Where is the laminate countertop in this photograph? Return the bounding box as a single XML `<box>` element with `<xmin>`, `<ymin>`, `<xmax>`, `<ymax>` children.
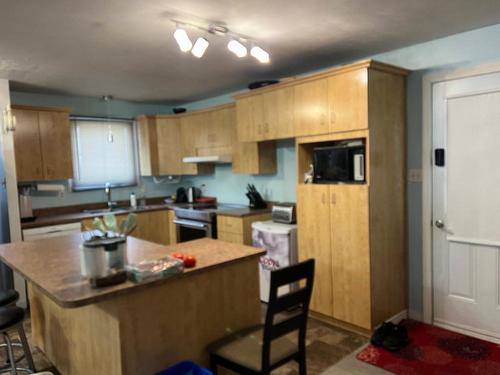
<box><xmin>0</xmin><ymin>235</ymin><xmax>264</xmax><ymax>308</ymax></box>
<box><xmin>21</xmin><ymin>203</ymin><xmax>273</xmax><ymax>229</ymax></box>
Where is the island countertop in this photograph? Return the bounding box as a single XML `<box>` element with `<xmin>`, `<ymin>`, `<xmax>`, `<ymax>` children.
<box><xmin>0</xmin><ymin>235</ymin><xmax>264</xmax><ymax>308</ymax></box>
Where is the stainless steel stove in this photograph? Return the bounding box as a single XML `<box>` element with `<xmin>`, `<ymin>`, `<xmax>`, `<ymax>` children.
<box><xmin>173</xmin><ymin>203</ymin><xmax>242</xmax><ymax>243</ymax></box>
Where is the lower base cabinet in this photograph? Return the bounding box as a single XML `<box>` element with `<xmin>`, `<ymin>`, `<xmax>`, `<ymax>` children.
<box><xmin>297</xmin><ymin>183</ymin><xmax>405</xmax><ymax>332</ymax></box>
<box><xmin>217</xmin><ymin>213</ymin><xmax>272</xmax><ymax>246</ymax></box>
<box><xmin>81</xmin><ymin>210</ymin><xmax>170</xmax><ymax>245</ymax></box>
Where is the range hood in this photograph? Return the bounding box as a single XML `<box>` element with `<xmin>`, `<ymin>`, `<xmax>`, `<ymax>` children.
<box><xmin>182</xmin><ymin>155</ymin><xmax>232</xmax><ymax>164</ymax></box>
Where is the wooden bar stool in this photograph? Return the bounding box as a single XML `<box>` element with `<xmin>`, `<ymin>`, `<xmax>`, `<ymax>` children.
<box><xmin>0</xmin><ymin>306</ymin><xmax>35</xmax><ymax>374</ymax></box>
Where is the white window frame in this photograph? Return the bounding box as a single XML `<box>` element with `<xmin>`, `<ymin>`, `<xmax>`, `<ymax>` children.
<box><xmin>70</xmin><ymin>116</ymin><xmax>140</xmax><ymax>191</ymax></box>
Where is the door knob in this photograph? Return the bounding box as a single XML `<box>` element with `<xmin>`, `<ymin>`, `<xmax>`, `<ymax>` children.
<box><xmin>435</xmin><ymin>220</ymin><xmax>445</xmax><ymax>229</ymax></box>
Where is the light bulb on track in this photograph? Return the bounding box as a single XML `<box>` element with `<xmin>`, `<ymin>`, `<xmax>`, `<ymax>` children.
<box><xmin>173</xmin><ymin>28</ymin><xmax>193</xmax><ymax>52</ymax></box>
<box><xmin>191</xmin><ymin>37</ymin><xmax>209</xmax><ymax>58</ymax></box>
<box><xmin>250</xmin><ymin>46</ymin><xmax>270</xmax><ymax>63</ymax></box>
<box><xmin>227</xmin><ymin>40</ymin><xmax>247</xmax><ymax>58</ymax></box>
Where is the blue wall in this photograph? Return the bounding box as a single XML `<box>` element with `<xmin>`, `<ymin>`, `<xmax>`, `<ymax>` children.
<box><xmin>11</xmin><ymin>22</ymin><xmax>500</xmax><ymax>318</ymax></box>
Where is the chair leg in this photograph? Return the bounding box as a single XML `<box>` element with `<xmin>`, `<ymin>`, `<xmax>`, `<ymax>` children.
<box><xmin>17</xmin><ymin>325</ymin><xmax>35</xmax><ymax>372</ymax></box>
<box><xmin>298</xmin><ymin>351</ymin><xmax>307</xmax><ymax>375</ymax></box>
<box><xmin>3</xmin><ymin>333</ymin><xmax>18</xmax><ymax>375</ymax></box>
<box><xmin>209</xmin><ymin>354</ymin><xmax>218</xmax><ymax>375</ymax></box>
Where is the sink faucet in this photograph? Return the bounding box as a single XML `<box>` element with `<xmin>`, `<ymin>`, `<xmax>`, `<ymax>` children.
<box><xmin>104</xmin><ymin>183</ymin><xmax>117</xmax><ymax>209</ymax></box>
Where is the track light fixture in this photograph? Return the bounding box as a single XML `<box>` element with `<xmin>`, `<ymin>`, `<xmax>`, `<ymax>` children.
<box><xmin>171</xmin><ymin>20</ymin><xmax>270</xmax><ymax>63</ymax></box>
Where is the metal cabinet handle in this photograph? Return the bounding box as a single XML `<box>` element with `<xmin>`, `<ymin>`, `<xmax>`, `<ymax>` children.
<box><xmin>435</xmin><ymin>220</ymin><xmax>445</xmax><ymax>229</ymax></box>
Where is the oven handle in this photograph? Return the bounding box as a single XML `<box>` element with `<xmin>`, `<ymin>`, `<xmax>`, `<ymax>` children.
<box><xmin>173</xmin><ymin>219</ymin><xmax>209</xmax><ymax>229</ymax></box>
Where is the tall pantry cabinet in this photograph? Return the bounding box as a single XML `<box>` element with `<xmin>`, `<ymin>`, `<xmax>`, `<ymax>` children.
<box><xmin>296</xmin><ymin>63</ymin><xmax>408</xmax><ymax>333</ymax></box>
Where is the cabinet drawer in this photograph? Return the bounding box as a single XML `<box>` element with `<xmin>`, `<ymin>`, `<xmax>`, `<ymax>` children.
<box><xmin>217</xmin><ymin>216</ymin><xmax>244</xmax><ymax>234</ymax></box>
<box><xmin>217</xmin><ymin>231</ymin><xmax>244</xmax><ymax>244</ymax></box>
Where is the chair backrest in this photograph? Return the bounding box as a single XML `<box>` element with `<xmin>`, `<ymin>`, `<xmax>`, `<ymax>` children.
<box><xmin>261</xmin><ymin>259</ymin><xmax>315</xmax><ymax>368</ymax></box>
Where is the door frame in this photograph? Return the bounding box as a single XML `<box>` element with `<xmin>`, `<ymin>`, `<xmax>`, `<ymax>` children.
<box><xmin>422</xmin><ymin>60</ymin><xmax>500</xmax><ymax>324</ymax></box>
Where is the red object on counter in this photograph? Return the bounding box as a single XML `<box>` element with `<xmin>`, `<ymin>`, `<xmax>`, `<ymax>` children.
<box><xmin>171</xmin><ymin>252</ymin><xmax>196</xmax><ymax>268</ymax></box>
<box><xmin>184</xmin><ymin>255</ymin><xmax>197</xmax><ymax>268</ymax></box>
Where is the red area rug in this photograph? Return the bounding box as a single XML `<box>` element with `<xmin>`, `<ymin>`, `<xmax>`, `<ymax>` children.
<box><xmin>357</xmin><ymin>320</ymin><xmax>500</xmax><ymax>375</ymax></box>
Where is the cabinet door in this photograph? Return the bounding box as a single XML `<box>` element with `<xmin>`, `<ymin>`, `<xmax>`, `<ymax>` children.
<box><xmin>263</xmin><ymin>87</ymin><xmax>295</xmax><ymax>140</ymax></box>
<box><xmin>294</xmin><ymin>79</ymin><xmax>329</xmax><ymax>137</ymax></box>
<box><xmin>236</xmin><ymin>95</ymin><xmax>264</xmax><ymax>142</ymax></box>
<box><xmin>297</xmin><ymin>184</ymin><xmax>333</xmax><ymax>316</ymax></box>
<box><xmin>179</xmin><ymin>115</ymin><xmax>200</xmax><ymax>175</ymax></box>
<box><xmin>39</xmin><ymin>111</ymin><xmax>73</xmax><ymax>180</ymax></box>
<box><xmin>12</xmin><ymin>109</ymin><xmax>43</xmax><ymax>182</ymax></box>
<box><xmin>167</xmin><ymin>209</ymin><xmax>177</xmax><ymax>245</ymax></box>
<box><xmin>156</xmin><ymin>118</ymin><xmax>183</xmax><ymax>175</ymax></box>
<box><xmin>330</xmin><ymin>185</ymin><xmax>371</xmax><ymax>329</ymax></box>
<box><xmin>328</xmin><ymin>69</ymin><xmax>368</xmax><ymax>133</ymax></box>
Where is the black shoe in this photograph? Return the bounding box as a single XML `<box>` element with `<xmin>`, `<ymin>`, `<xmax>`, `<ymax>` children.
<box><xmin>371</xmin><ymin>321</ymin><xmax>396</xmax><ymax>347</ymax></box>
<box><xmin>383</xmin><ymin>325</ymin><xmax>409</xmax><ymax>352</ymax></box>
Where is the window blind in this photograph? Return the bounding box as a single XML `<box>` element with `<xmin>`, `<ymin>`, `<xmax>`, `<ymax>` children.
<box><xmin>71</xmin><ymin>118</ymin><xmax>138</xmax><ymax>189</ymax></box>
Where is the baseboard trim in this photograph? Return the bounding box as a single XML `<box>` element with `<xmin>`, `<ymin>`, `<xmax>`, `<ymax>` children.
<box><xmin>385</xmin><ymin>309</ymin><xmax>408</xmax><ymax>324</ymax></box>
<box><xmin>308</xmin><ymin>311</ymin><xmax>372</xmax><ymax>337</ymax></box>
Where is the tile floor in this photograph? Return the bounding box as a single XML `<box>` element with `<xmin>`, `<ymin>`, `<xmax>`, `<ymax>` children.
<box><xmin>0</xmin><ymin>319</ymin><xmax>388</xmax><ymax>375</ymax></box>
<box><xmin>0</xmin><ymin>316</ymin><xmax>390</xmax><ymax>374</ymax></box>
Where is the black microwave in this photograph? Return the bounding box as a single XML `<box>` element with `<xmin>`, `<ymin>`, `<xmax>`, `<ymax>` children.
<box><xmin>313</xmin><ymin>140</ymin><xmax>365</xmax><ymax>183</ymax></box>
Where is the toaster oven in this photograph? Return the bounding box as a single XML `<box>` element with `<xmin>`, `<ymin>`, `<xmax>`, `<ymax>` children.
<box><xmin>271</xmin><ymin>203</ymin><xmax>296</xmax><ymax>224</ymax></box>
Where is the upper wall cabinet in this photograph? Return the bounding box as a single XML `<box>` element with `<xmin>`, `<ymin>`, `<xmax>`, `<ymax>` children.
<box><xmin>12</xmin><ymin>105</ymin><xmax>73</xmax><ymax>182</ymax></box>
<box><xmin>294</xmin><ymin>79</ymin><xmax>329</xmax><ymax>137</ymax></box>
<box><xmin>234</xmin><ymin>60</ymin><xmax>402</xmax><ymax>142</ymax></box>
<box><xmin>137</xmin><ymin>115</ymin><xmax>185</xmax><ymax>176</ymax></box>
<box><xmin>138</xmin><ymin>104</ymin><xmax>277</xmax><ymax>176</ymax></box>
<box><xmin>236</xmin><ymin>87</ymin><xmax>294</xmax><ymax>142</ymax></box>
<box><xmin>328</xmin><ymin>69</ymin><xmax>368</xmax><ymax>133</ymax></box>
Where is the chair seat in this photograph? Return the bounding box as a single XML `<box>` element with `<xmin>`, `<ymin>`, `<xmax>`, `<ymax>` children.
<box><xmin>0</xmin><ymin>290</ymin><xmax>19</xmax><ymax>306</ymax></box>
<box><xmin>210</xmin><ymin>326</ymin><xmax>297</xmax><ymax>371</ymax></box>
<box><xmin>0</xmin><ymin>306</ymin><xmax>24</xmax><ymax>331</ymax></box>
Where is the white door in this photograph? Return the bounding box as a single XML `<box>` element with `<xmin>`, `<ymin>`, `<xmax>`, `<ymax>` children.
<box><xmin>433</xmin><ymin>72</ymin><xmax>500</xmax><ymax>342</ymax></box>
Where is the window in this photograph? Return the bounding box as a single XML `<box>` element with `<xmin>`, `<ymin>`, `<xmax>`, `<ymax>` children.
<box><xmin>71</xmin><ymin>118</ymin><xmax>138</xmax><ymax>190</ymax></box>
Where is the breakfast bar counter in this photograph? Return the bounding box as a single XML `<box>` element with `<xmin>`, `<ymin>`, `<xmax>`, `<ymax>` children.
<box><xmin>0</xmin><ymin>235</ymin><xmax>264</xmax><ymax>375</ymax></box>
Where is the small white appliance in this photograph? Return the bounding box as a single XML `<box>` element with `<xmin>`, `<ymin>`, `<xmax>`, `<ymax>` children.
<box><xmin>271</xmin><ymin>203</ymin><xmax>296</xmax><ymax>224</ymax></box>
<box><xmin>252</xmin><ymin>220</ymin><xmax>298</xmax><ymax>303</ymax></box>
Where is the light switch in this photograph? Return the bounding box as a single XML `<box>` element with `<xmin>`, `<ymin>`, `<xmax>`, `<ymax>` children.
<box><xmin>408</xmin><ymin>168</ymin><xmax>422</xmax><ymax>182</ymax></box>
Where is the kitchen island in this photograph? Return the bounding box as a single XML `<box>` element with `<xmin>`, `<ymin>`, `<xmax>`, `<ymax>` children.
<box><xmin>0</xmin><ymin>235</ymin><xmax>264</xmax><ymax>375</ymax></box>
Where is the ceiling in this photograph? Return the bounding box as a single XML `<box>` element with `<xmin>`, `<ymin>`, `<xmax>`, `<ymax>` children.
<box><xmin>2</xmin><ymin>0</ymin><xmax>500</xmax><ymax>104</ymax></box>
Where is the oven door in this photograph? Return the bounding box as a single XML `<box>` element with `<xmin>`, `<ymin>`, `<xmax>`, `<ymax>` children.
<box><xmin>174</xmin><ymin>219</ymin><xmax>213</xmax><ymax>243</ymax></box>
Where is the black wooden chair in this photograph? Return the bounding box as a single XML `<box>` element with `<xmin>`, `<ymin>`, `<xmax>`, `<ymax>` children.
<box><xmin>209</xmin><ymin>259</ymin><xmax>315</xmax><ymax>375</ymax></box>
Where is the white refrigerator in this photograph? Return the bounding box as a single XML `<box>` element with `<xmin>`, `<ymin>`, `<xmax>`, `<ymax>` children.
<box><xmin>252</xmin><ymin>220</ymin><xmax>298</xmax><ymax>303</ymax></box>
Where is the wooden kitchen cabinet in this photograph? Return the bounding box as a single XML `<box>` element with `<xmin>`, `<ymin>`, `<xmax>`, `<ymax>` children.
<box><xmin>217</xmin><ymin>213</ymin><xmax>272</xmax><ymax>246</ymax></box>
<box><xmin>137</xmin><ymin>115</ymin><xmax>184</xmax><ymax>176</ymax></box>
<box><xmin>236</xmin><ymin>95</ymin><xmax>264</xmax><ymax>142</ymax></box>
<box><xmin>294</xmin><ymin>79</ymin><xmax>329</xmax><ymax>137</ymax></box>
<box><xmin>296</xmin><ymin>64</ymin><xmax>408</xmax><ymax>333</ymax></box>
<box><xmin>81</xmin><ymin>210</ymin><xmax>170</xmax><ymax>245</ymax></box>
<box><xmin>236</xmin><ymin>87</ymin><xmax>294</xmax><ymax>142</ymax></box>
<box><xmin>297</xmin><ymin>184</ymin><xmax>333</xmax><ymax>317</ymax></box>
<box><xmin>232</xmin><ymin>141</ymin><xmax>277</xmax><ymax>175</ymax></box>
<box><xmin>330</xmin><ymin>185</ymin><xmax>371</xmax><ymax>328</ymax></box>
<box><xmin>328</xmin><ymin>68</ymin><xmax>368</xmax><ymax>133</ymax></box>
<box><xmin>12</xmin><ymin>105</ymin><xmax>72</xmax><ymax>182</ymax></box>
<box><xmin>167</xmin><ymin>209</ymin><xmax>177</xmax><ymax>245</ymax></box>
